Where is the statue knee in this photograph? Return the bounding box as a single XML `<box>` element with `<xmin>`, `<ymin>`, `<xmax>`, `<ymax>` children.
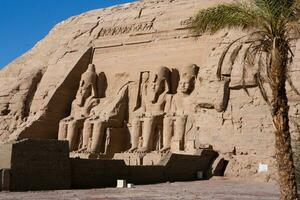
<box><xmin>132</xmin><ymin>118</ymin><xmax>141</xmax><ymax>126</ymax></box>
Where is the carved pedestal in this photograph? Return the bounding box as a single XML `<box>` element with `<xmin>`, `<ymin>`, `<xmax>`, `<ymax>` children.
<box><xmin>113</xmin><ymin>153</ymin><xmax>144</xmax><ymax>166</ymax></box>
<box><xmin>171</xmin><ymin>140</ymin><xmax>182</xmax><ymax>153</ymax></box>
<box><xmin>113</xmin><ymin>152</ymin><xmax>165</xmax><ymax>166</ymax></box>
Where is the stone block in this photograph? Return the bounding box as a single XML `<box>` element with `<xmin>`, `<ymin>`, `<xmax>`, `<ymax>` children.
<box><xmin>117</xmin><ymin>180</ymin><xmax>127</xmax><ymax>188</ymax></box>
<box><xmin>0</xmin><ymin>139</ymin><xmax>71</xmax><ymax>191</ymax></box>
<box><xmin>70</xmin><ymin>158</ymin><xmax>128</xmax><ymax>189</ymax></box>
<box><xmin>127</xmin><ymin>183</ymin><xmax>134</xmax><ymax>188</ymax></box>
<box><xmin>1</xmin><ymin>169</ymin><xmax>10</xmax><ymax>191</ymax></box>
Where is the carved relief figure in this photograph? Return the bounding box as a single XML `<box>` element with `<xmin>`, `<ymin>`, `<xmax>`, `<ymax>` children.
<box><xmin>128</xmin><ymin>66</ymin><xmax>171</xmax><ymax>153</ymax></box>
<box><xmin>58</xmin><ymin>64</ymin><xmax>98</xmax><ymax>151</ymax></box>
<box><xmin>161</xmin><ymin>64</ymin><xmax>199</xmax><ymax>153</ymax></box>
<box><xmin>79</xmin><ymin>86</ymin><xmax>128</xmax><ymax>154</ymax></box>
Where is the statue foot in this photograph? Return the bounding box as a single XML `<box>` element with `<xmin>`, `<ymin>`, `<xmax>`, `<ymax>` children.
<box><xmin>77</xmin><ymin>147</ymin><xmax>88</xmax><ymax>153</ymax></box>
<box><xmin>137</xmin><ymin>147</ymin><xmax>150</xmax><ymax>153</ymax></box>
<box><xmin>160</xmin><ymin>147</ymin><xmax>171</xmax><ymax>153</ymax></box>
<box><xmin>87</xmin><ymin>151</ymin><xmax>100</xmax><ymax>159</ymax></box>
<box><xmin>127</xmin><ymin>147</ymin><xmax>138</xmax><ymax>153</ymax></box>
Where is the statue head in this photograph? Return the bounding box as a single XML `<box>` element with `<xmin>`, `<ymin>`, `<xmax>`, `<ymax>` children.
<box><xmin>141</xmin><ymin>71</ymin><xmax>150</xmax><ymax>84</ymax></box>
<box><xmin>147</xmin><ymin>66</ymin><xmax>170</xmax><ymax>103</ymax></box>
<box><xmin>87</xmin><ymin>64</ymin><xmax>96</xmax><ymax>73</ymax></box>
<box><xmin>75</xmin><ymin>64</ymin><xmax>97</xmax><ymax>106</ymax></box>
<box><xmin>178</xmin><ymin>64</ymin><xmax>199</xmax><ymax>95</ymax></box>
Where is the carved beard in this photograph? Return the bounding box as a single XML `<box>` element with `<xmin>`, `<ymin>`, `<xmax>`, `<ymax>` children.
<box><xmin>76</xmin><ymin>87</ymin><xmax>91</xmax><ymax>106</ymax></box>
<box><xmin>148</xmin><ymin>89</ymin><xmax>159</xmax><ymax>103</ymax></box>
<box><xmin>76</xmin><ymin>94</ymin><xmax>85</xmax><ymax>107</ymax></box>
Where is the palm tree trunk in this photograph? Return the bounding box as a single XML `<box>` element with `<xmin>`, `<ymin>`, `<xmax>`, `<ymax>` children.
<box><xmin>270</xmin><ymin>39</ymin><xmax>298</xmax><ymax>200</ymax></box>
<box><xmin>272</xmin><ymin>88</ymin><xmax>298</xmax><ymax>200</ymax></box>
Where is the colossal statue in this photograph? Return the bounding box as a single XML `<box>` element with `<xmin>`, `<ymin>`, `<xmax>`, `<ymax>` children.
<box><xmin>79</xmin><ymin>86</ymin><xmax>128</xmax><ymax>154</ymax></box>
<box><xmin>128</xmin><ymin>66</ymin><xmax>171</xmax><ymax>153</ymax></box>
<box><xmin>58</xmin><ymin>64</ymin><xmax>98</xmax><ymax>151</ymax></box>
<box><xmin>161</xmin><ymin>64</ymin><xmax>199</xmax><ymax>153</ymax></box>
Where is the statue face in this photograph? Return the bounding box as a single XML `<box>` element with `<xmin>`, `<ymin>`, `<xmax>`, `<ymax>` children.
<box><xmin>178</xmin><ymin>76</ymin><xmax>194</xmax><ymax>94</ymax></box>
<box><xmin>142</xmin><ymin>72</ymin><xmax>149</xmax><ymax>83</ymax></box>
<box><xmin>75</xmin><ymin>89</ymin><xmax>85</xmax><ymax>106</ymax></box>
<box><xmin>148</xmin><ymin>79</ymin><xmax>164</xmax><ymax>103</ymax></box>
<box><xmin>75</xmin><ymin>85</ymin><xmax>91</xmax><ymax>106</ymax></box>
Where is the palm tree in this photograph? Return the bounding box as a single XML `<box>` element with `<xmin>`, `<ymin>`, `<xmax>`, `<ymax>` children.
<box><xmin>191</xmin><ymin>0</ymin><xmax>300</xmax><ymax>199</ymax></box>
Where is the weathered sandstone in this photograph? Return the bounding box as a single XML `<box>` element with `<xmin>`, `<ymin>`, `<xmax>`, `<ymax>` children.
<box><xmin>1</xmin><ymin>0</ymin><xmax>300</xmax><ymax>181</ymax></box>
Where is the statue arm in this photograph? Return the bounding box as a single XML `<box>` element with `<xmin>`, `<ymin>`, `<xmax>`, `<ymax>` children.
<box><xmin>86</xmin><ymin>97</ymin><xmax>100</xmax><ymax>114</ymax></box>
<box><xmin>157</xmin><ymin>88</ymin><xmax>169</xmax><ymax>104</ymax></box>
<box><xmin>92</xmin><ymin>76</ymin><xmax>98</xmax><ymax>98</ymax></box>
<box><xmin>70</xmin><ymin>101</ymin><xmax>77</xmax><ymax>116</ymax></box>
<box><xmin>164</xmin><ymin>95</ymin><xmax>173</xmax><ymax>113</ymax></box>
<box><xmin>62</xmin><ymin>101</ymin><xmax>76</xmax><ymax>121</ymax></box>
<box><xmin>213</xmin><ymin>78</ymin><xmax>230</xmax><ymax>112</ymax></box>
<box><xmin>141</xmin><ymin>98</ymin><xmax>147</xmax><ymax>112</ymax></box>
<box><xmin>79</xmin><ymin>80</ymin><xmax>84</xmax><ymax>87</ymax></box>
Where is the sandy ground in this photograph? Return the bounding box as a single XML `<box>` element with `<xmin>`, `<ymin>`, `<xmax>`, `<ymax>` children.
<box><xmin>0</xmin><ymin>178</ymin><xmax>279</xmax><ymax>200</ymax></box>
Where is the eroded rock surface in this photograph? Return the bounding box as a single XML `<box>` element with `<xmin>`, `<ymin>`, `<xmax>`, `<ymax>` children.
<box><xmin>1</xmin><ymin>0</ymin><xmax>300</xmax><ymax>181</ymax></box>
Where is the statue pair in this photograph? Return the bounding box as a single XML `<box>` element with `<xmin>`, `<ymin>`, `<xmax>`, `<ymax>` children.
<box><xmin>58</xmin><ymin>64</ymin><xmax>128</xmax><ymax>153</ymax></box>
<box><xmin>128</xmin><ymin>64</ymin><xmax>228</xmax><ymax>153</ymax></box>
<box><xmin>127</xmin><ymin>65</ymin><xmax>199</xmax><ymax>153</ymax></box>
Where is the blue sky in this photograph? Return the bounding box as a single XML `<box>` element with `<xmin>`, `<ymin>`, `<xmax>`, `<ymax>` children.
<box><xmin>0</xmin><ymin>0</ymin><xmax>136</xmax><ymax>68</ymax></box>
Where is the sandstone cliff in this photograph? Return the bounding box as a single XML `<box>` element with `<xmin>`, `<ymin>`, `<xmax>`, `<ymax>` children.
<box><xmin>1</xmin><ymin>0</ymin><xmax>300</xmax><ymax>181</ymax></box>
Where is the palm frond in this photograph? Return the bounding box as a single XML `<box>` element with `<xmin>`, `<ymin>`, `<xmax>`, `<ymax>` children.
<box><xmin>191</xmin><ymin>3</ymin><xmax>262</xmax><ymax>34</ymax></box>
<box><xmin>255</xmin><ymin>0</ymin><xmax>296</xmax><ymax>19</ymax></box>
<box><xmin>287</xmin><ymin>72</ymin><xmax>300</xmax><ymax>95</ymax></box>
<box><xmin>255</xmin><ymin>72</ymin><xmax>271</xmax><ymax>105</ymax></box>
<box><xmin>217</xmin><ymin>36</ymin><xmax>247</xmax><ymax>80</ymax></box>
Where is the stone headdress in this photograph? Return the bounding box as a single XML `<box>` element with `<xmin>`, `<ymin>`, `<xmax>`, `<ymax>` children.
<box><xmin>150</xmin><ymin>66</ymin><xmax>171</xmax><ymax>93</ymax></box>
<box><xmin>181</xmin><ymin>64</ymin><xmax>199</xmax><ymax>79</ymax></box>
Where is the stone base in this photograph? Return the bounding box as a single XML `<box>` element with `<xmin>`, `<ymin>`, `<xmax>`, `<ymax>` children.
<box><xmin>70</xmin><ymin>152</ymin><xmax>97</xmax><ymax>159</ymax></box>
<box><xmin>113</xmin><ymin>152</ymin><xmax>166</xmax><ymax>166</ymax></box>
<box><xmin>113</xmin><ymin>153</ymin><xmax>144</xmax><ymax>165</ymax></box>
<box><xmin>143</xmin><ymin>152</ymin><xmax>165</xmax><ymax>165</ymax></box>
<box><xmin>70</xmin><ymin>152</ymin><xmax>115</xmax><ymax>160</ymax></box>
<box><xmin>171</xmin><ymin>140</ymin><xmax>182</xmax><ymax>153</ymax></box>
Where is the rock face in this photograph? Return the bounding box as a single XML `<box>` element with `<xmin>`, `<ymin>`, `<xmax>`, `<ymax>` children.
<box><xmin>1</xmin><ymin>0</ymin><xmax>300</xmax><ymax>181</ymax></box>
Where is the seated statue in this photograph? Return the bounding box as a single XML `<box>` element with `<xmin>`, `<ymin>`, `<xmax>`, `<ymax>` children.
<box><xmin>79</xmin><ymin>86</ymin><xmax>128</xmax><ymax>154</ymax></box>
<box><xmin>128</xmin><ymin>66</ymin><xmax>171</xmax><ymax>153</ymax></box>
<box><xmin>58</xmin><ymin>64</ymin><xmax>99</xmax><ymax>151</ymax></box>
<box><xmin>161</xmin><ymin>64</ymin><xmax>199</xmax><ymax>153</ymax></box>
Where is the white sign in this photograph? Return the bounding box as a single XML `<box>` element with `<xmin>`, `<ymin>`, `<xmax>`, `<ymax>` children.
<box><xmin>258</xmin><ymin>163</ymin><xmax>268</xmax><ymax>173</ymax></box>
<box><xmin>117</xmin><ymin>180</ymin><xmax>127</xmax><ymax>188</ymax></box>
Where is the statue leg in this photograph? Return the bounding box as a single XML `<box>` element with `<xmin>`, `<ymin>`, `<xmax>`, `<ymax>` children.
<box><xmin>90</xmin><ymin>121</ymin><xmax>107</xmax><ymax>153</ymax></box>
<box><xmin>128</xmin><ymin>117</ymin><xmax>141</xmax><ymax>152</ymax></box>
<box><xmin>66</xmin><ymin>121</ymin><xmax>79</xmax><ymax>151</ymax></box>
<box><xmin>160</xmin><ymin>116</ymin><xmax>173</xmax><ymax>153</ymax></box>
<box><xmin>58</xmin><ymin>121</ymin><xmax>67</xmax><ymax>140</ymax></box>
<box><xmin>81</xmin><ymin>120</ymin><xmax>93</xmax><ymax>151</ymax></box>
<box><xmin>173</xmin><ymin>116</ymin><xmax>187</xmax><ymax>151</ymax></box>
<box><xmin>138</xmin><ymin>117</ymin><xmax>155</xmax><ymax>153</ymax></box>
